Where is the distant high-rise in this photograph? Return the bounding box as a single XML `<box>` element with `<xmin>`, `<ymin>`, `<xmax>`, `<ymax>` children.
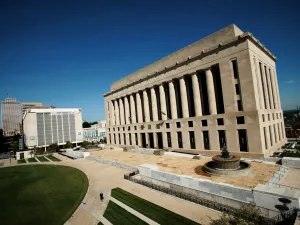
<box><xmin>21</xmin><ymin>102</ymin><xmax>54</xmax><ymax>116</ymax></box>
<box><xmin>1</xmin><ymin>98</ymin><xmax>22</xmax><ymax>136</ymax></box>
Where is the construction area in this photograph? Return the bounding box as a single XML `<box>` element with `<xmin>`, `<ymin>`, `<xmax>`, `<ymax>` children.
<box><xmin>91</xmin><ymin>149</ymin><xmax>279</xmax><ymax>189</ymax></box>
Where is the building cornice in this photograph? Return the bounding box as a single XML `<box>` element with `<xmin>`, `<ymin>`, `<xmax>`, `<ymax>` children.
<box><xmin>104</xmin><ymin>33</ymin><xmax>276</xmax><ymax>98</ymax></box>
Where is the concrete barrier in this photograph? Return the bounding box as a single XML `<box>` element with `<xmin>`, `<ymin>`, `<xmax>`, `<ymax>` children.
<box><xmin>63</xmin><ymin>149</ymin><xmax>90</xmax><ymax>159</ymax></box>
<box><xmin>87</xmin><ymin>156</ymin><xmax>137</xmax><ymax>171</ymax></box>
<box><xmin>138</xmin><ymin>164</ymin><xmax>253</xmax><ymax>203</ymax></box>
<box><xmin>125</xmin><ymin>147</ymin><xmax>164</xmax><ymax>155</ymax></box>
<box><xmin>282</xmin><ymin>157</ymin><xmax>300</xmax><ymax>168</ymax></box>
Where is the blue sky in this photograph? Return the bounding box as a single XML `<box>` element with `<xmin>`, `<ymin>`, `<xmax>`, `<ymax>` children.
<box><xmin>0</xmin><ymin>0</ymin><xmax>299</xmax><ymax>125</ymax></box>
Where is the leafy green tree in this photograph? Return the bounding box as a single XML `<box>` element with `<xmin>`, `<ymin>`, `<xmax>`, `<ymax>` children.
<box><xmin>210</xmin><ymin>204</ymin><xmax>268</xmax><ymax>225</ymax></box>
<box><xmin>82</xmin><ymin>122</ymin><xmax>91</xmax><ymax>128</ymax></box>
<box><xmin>48</xmin><ymin>143</ymin><xmax>59</xmax><ymax>152</ymax></box>
<box><xmin>81</xmin><ymin>141</ymin><xmax>89</xmax><ymax>148</ymax></box>
<box><xmin>11</xmin><ymin>140</ymin><xmax>19</xmax><ymax>151</ymax></box>
<box><xmin>65</xmin><ymin>141</ymin><xmax>73</xmax><ymax>149</ymax></box>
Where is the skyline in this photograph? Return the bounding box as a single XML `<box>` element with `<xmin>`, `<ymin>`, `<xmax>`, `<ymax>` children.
<box><xmin>1</xmin><ymin>0</ymin><xmax>299</xmax><ymax>126</ymax></box>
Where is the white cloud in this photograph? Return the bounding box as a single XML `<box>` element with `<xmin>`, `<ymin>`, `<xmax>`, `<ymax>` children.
<box><xmin>284</xmin><ymin>80</ymin><xmax>295</xmax><ymax>84</ymax></box>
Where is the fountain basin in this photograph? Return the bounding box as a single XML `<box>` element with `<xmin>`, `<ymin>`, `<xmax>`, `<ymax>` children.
<box><xmin>202</xmin><ymin>161</ymin><xmax>251</xmax><ymax>177</ymax></box>
<box><xmin>212</xmin><ymin>155</ymin><xmax>241</xmax><ymax>170</ymax></box>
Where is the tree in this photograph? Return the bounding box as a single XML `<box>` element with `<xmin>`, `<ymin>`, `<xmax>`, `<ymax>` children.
<box><xmin>81</xmin><ymin>141</ymin><xmax>89</xmax><ymax>149</ymax></box>
<box><xmin>82</xmin><ymin>122</ymin><xmax>91</xmax><ymax>128</ymax></box>
<box><xmin>11</xmin><ymin>140</ymin><xmax>19</xmax><ymax>151</ymax></box>
<box><xmin>65</xmin><ymin>141</ymin><xmax>73</xmax><ymax>149</ymax></box>
<box><xmin>210</xmin><ymin>204</ymin><xmax>268</xmax><ymax>225</ymax></box>
<box><xmin>48</xmin><ymin>143</ymin><xmax>59</xmax><ymax>152</ymax></box>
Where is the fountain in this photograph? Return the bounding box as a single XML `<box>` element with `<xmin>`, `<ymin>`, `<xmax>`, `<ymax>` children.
<box><xmin>202</xmin><ymin>144</ymin><xmax>251</xmax><ymax>177</ymax></box>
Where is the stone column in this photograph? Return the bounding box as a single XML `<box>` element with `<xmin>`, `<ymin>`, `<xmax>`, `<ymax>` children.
<box><xmin>261</xmin><ymin>65</ymin><xmax>270</xmax><ymax>109</ymax></box>
<box><xmin>275</xmin><ymin>123</ymin><xmax>279</xmax><ymax>143</ymax></box>
<box><xmin>136</xmin><ymin>92</ymin><xmax>143</xmax><ymax>123</ymax></box>
<box><xmin>179</xmin><ymin>77</ymin><xmax>189</xmax><ymax>118</ymax></box>
<box><xmin>191</xmin><ymin>73</ymin><xmax>202</xmax><ymax>117</ymax></box>
<box><xmin>114</xmin><ymin>100</ymin><xmax>120</xmax><ymax>125</ymax></box>
<box><xmin>169</xmin><ymin>81</ymin><xmax>178</xmax><ymax>119</ymax></box>
<box><xmin>265</xmin><ymin>126</ymin><xmax>271</xmax><ymax>149</ymax></box>
<box><xmin>124</xmin><ymin>96</ymin><xmax>130</xmax><ymax>124</ymax></box>
<box><xmin>270</xmin><ymin>70</ymin><xmax>278</xmax><ymax>109</ymax></box>
<box><xmin>273</xmin><ymin>70</ymin><xmax>281</xmax><ymax>109</ymax></box>
<box><xmin>130</xmin><ymin>95</ymin><xmax>136</xmax><ymax>124</ymax></box>
<box><xmin>119</xmin><ymin>98</ymin><xmax>125</xmax><ymax>125</ymax></box>
<box><xmin>159</xmin><ymin>84</ymin><xmax>167</xmax><ymax>120</ymax></box>
<box><xmin>265</xmin><ymin>68</ymin><xmax>274</xmax><ymax>109</ymax></box>
<box><xmin>254</xmin><ymin>59</ymin><xmax>265</xmax><ymax>109</ymax></box>
<box><xmin>151</xmin><ymin>87</ymin><xmax>158</xmax><ymax>121</ymax></box>
<box><xmin>110</xmin><ymin>101</ymin><xmax>115</xmax><ymax>125</ymax></box>
<box><xmin>270</xmin><ymin>125</ymin><xmax>275</xmax><ymax>147</ymax></box>
<box><xmin>205</xmin><ymin>68</ymin><xmax>217</xmax><ymax>115</ymax></box>
<box><xmin>143</xmin><ymin>90</ymin><xmax>150</xmax><ymax>122</ymax></box>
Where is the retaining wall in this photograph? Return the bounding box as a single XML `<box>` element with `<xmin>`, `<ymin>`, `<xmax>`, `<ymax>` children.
<box><xmin>282</xmin><ymin>157</ymin><xmax>300</xmax><ymax>168</ymax></box>
<box><xmin>138</xmin><ymin>164</ymin><xmax>253</xmax><ymax>203</ymax></box>
<box><xmin>87</xmin><ymin>156</ymin><xmax>137</xmax><ymax>171</ymax></box>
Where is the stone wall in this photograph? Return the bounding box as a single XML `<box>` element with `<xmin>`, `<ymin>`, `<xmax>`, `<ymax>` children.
<box><xmin>138</xmin><ymin>164</ymin><xmax>253</xmax><ymax>203</ymax></box>
<box><xmin>87</xmin><ymin>155</ymin><xmax>137</xmax><ymax>171</ymax></box>
<box><xmin>282</xmin><ymin>157</ymin><xmax>300</xmax><ymax>168</ymax></box>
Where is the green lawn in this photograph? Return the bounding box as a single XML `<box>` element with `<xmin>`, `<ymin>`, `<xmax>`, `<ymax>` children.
<box><xmin>111</xmin><ymin>188</ymin><xmax>200</xmax><ymax>225</ymax></box>
<box><xmin>37</xmin><ymin>156</ymin><xmax>49</xmax><ymax>162</ymax></box>
<box><xmin>47</xmin><ymin>155</ymin><xmax>61</xmax><ymax>161</ymax></box>
<box><xmin>0</xmin><ymin>165</ymin><xmax>88</xmax><ymax>225</ymax></box>
<box><xmin>27</xmin><ymin>157</ymin><xmax>38</xmax><ymax>163</ymax></box>
<box><xmin>103</xmin><ymin>201</ymin><xmax>148</xmax><ymax>225</ymax></box>
<box><xmin>17</xmin><ymin>159</ymin><xmax>27</xmax><ymax>164</ymax></box>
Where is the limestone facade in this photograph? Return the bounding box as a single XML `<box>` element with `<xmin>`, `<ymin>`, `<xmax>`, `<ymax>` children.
<box><xmin>104</xmin><ymin>24</ymin><xmax>286</xmax><ymax>158</ymax></box>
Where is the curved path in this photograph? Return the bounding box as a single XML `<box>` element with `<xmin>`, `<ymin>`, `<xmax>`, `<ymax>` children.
<box><xmin>1</xmin><ymin>154</ymin><xmax>220</xmax><ymax>225</ymax></box>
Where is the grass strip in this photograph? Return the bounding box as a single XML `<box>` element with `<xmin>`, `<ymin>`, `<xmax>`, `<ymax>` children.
<box><xmin>27</xmin><ymin>157</ymin><xmax>38</xmax><ymax>163</ymax></box>
<box><xmin>17</xmin><ymin>159</ymin><xmax>27</xmax><ymax>164</ymax></box>
<box><xmin>103</xmin><ymin>201</ymin><xmax>148</xmax><ymax>225</ymax></box>
<box><xmin>111</xmin><ymin>187</ymin><xmax>200</xmax><ymax>225</ymax></box>
<box><xmin>37</xmin><ymin>156</ymin><xmax>49</xmax><ymax>162</ymax></box>
<box><xmin>47</xmin><ymin>155</ymin><xmax>61</xmax><ymax>161</ymax></box>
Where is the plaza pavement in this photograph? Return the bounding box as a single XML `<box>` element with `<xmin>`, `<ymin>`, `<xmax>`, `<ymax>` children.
<box><xmin>61</xmin><ymin>157</ymin><xmax>220</xmax><ymax>225</ymax></box>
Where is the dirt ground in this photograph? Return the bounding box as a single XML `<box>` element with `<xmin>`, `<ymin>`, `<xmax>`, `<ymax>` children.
<box><xmin>91</xmin><ymin>149</ymin><xmax>279</xmax><ymax>189</ymax></box>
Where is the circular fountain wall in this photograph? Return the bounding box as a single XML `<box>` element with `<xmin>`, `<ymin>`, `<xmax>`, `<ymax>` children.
<box><xmin>202</xmin><ymin>146</ymin><xmax>251</xmax><ymax>177</ymax></box>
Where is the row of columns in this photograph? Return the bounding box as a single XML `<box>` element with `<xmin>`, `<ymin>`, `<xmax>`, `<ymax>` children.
<box><xmin>109</xmin><ymin>68</ymin><xmax>217</xmax><ymax>126</ymax></box>
<box><xmin>255</xmin><ymin>59</ymin><xmax>280</xmax><ymax>110</ymax></box>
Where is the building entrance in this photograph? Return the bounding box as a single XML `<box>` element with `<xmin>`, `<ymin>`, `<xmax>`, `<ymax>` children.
<box><xmin>156</xmin><ymin>132</ymin><xmax>163</xmax><ymax>149</ymax></box>
<box><xmin>141</xmin><ymin>133</ymin><xmax>146</xmax><ymax>148</ymax></box>
<box><xmin>149</xmin><ymin>133</ymin><xmax>154</xmax><ymax>148</ymax></box>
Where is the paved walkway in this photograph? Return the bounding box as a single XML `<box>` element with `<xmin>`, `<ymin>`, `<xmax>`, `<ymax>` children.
<box><xmin>280</xmin><ymin>168</ymin><xmax>300</xmax><ymax>190</ymax></box>
<box><xmin>110</xmin><ymin>196</ymin><xmax>159</xmax><ymax>225</ymax></box>
<box><xmin>61</xmin><ymin>158</ymin><xmax>220</xmax><ymax>225</ymax></box>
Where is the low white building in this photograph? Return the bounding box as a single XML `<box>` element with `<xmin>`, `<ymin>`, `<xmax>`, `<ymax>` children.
<box><xmin>83</xmin><ymin>120</ymin><xmax>106</xmax><ymax>143</ymax></box>
<box><xmin>23</xmin><ymin>108</ymin><xmax>83</xmax><ymax>148</ymax></box>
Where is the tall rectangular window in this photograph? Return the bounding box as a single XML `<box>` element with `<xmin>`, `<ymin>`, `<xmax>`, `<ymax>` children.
<box><xmin>231</xmin><ymin>59</ymin><xmax>239</xmax><ymax>79</ymax></box>
<box><xmin>273</xmin><ymin>124</ymin><xmax>277</xmax><ymax>143</ymax></box>
<box><xmin>263</xmin><ymin>127</ymin><xmax>267</xmax><ymax>149</ymax></box>
<box><xmin>203</xmin><ymin>131</ymin><xmax>210</xmax><ymax>150</ymax></box>
<box><xmin>238</xmin><ymin>129</ymin><xmax>248</xmax><ymax>152</ymax></box>
<box><xmin>264</xmin><ymin>66</ymin><xmax>272</xmax><ymax>109</ymax></box>
<box><xmin>259</xmin><ymin>62</ymin><xmax>267</xmax><ymax>109</ymax></box>
<box><xmin>177</xmin><ymin>132</ymin><xmax>183</xmax><ymax>148</ymax></box>
<box><xmin>269</xmin><ymin>126</ymin><xmax>273</xmax><ymax>146</ymax></box>
<box><xmin>218</xmin><ymin>130</ymin><xmax>226</xmax><ymax>149</ymax></box>
<box><xmin>167</xmin><ymin>132</ymin><xmax>172</xmax><ymax>147</ymax></box>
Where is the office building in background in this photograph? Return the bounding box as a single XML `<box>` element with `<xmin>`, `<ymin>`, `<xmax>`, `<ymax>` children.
<box><xmin>83</xmin><ymin>120</ymin><xmax>106</xmax><ymax>143</ymax></box>
<box><xmin>104</xmin><ymin>24</ymin><xmax>286</xmax><ymax>158</ymax></box>
<box><xmin>23</xmin><ymin>108</ymin><xmax>83</xmax><ymax>148</ymax></box>
<box><xmin>1</xmin><ymin>98</ymin><xmax>22</xmax><ymax>136</ymax></box>
<box><xmin>21</xmin><ymin>102</ymin><xmax>55</xmax><ymax>116</ymax></box>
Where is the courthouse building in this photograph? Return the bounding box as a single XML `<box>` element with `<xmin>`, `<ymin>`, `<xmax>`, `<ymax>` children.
<box><xmin>23</xmin><ymin>108</ymin><xmax>83</xmax><ymax>148</ymax></box>
<box><xmin>104</xmin><ymin>24</ymin><xmax>286</xmax><ymax>157</ymax></box>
